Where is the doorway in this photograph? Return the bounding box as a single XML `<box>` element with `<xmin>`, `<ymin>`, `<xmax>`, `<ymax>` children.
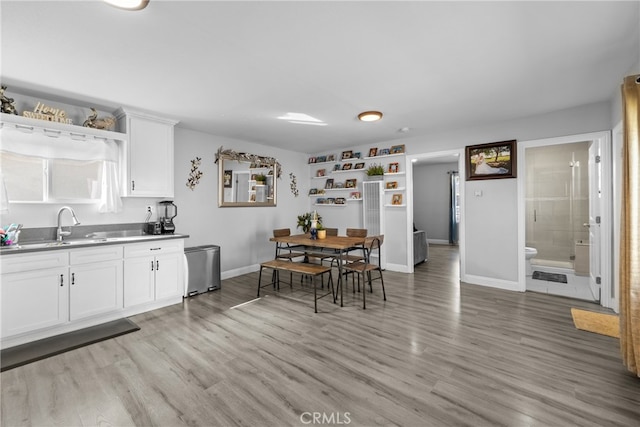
<box><xmin>517</xmin><ymin>131</ymin><xmax>612</xmax><ymax>306</ymax></box>
<box><xmin>406</xmin><ymin>149</ymin><xmax>465</xmax><ymax>276</ymax></box>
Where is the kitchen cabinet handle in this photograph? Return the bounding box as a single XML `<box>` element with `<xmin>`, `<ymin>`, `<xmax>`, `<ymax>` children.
<box><xmin>71</xmin><ymin>273</ymin><xmax>75</xmax><ymax>285</ymax></box>
<box><xmin>60</xmin><ymin>274</ymin><xmax>64</xmax><ymax>287</ymax></box>
<box><xmin>151</xmin><ymin>260</ymin><xmax>154</xmax><ymax>271</ymax></box>
<box><xmin>150</xmin><ymin>248</ymin><xmax>161</xmax><ymax>251</ymax></box>
<box><xmin>156</xmin><ymin>260</ymin><xmax>159</xmax><ymax>270</ymax></box>
<box><xmin>132</xmin><ymin>180</ymin><xmax>135</xmax><ymax>191</ymax></box>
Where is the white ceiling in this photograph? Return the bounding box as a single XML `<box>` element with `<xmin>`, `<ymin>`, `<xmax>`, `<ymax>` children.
<box><xmin>1</xmin><ymin>1</ymin><xmax>638</xmax><ymax>154</ymax></box>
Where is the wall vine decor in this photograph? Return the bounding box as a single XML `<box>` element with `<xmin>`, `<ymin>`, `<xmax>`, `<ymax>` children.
<box><xmin>289</xmin><ymin>172</ymin><xmax>299</xmax><ymax>197</ymax></box>
<box><xmin>186</xmin><ymin>157</ymin><xmax>203</xmax><ymax>190</ymax></box>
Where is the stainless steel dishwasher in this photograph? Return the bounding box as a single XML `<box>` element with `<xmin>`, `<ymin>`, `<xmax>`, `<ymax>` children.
<box><xmin>184</xmin><ymin>245</ymin><xmax>221</xmax><ymax>297</ymax></box>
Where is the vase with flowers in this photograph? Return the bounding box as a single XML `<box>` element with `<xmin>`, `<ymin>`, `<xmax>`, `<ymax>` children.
<box><xmin>297</xmin><ymin>211</ymin><xmax>323</xmax><ymax>235</ymax></box>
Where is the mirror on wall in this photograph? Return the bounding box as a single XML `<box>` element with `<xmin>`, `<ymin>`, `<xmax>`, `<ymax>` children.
<box><xmin>215</xmin><ymin>147</ymin><xmax>280</xmax><ymax>207</ymax></box>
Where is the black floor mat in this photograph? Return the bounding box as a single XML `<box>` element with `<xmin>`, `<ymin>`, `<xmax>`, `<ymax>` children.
<box><xmin>532</xmin><ymin>271</ymin><xmax>568</xmax><ymax>283</ymax></box>
<box><xmin>1</xmin><ymin>318</ymin><xmax>139</xmax><ymax>372</ymax></box>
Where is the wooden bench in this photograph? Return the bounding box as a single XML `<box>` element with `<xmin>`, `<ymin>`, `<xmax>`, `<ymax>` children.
<box><xmin>257</xmin><ymin>259</ymin><xmax>335</xmax><ymax>313</ymax></box>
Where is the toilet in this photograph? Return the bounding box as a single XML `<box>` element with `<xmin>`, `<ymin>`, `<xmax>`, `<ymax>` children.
<box><xmin>525</xmin><ymin>247</ymin><xmax>538</xmax><ymax>276</ymax></box>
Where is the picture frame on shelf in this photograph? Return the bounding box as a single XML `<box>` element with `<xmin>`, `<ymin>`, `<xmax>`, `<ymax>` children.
<box><xmin>335</xmin><ymin>197</ymin><xmax>346</xmax><ymax>204</ymax></box>
<box><xmin>316</xmin><ymin>197</ymin><xmax>326</xmax><ymax>204</ymax></box>
<box><xmin>355</xmin><ymin>162</ymin><xmax>365</xmax><ymax>169</ymax></box>
<box><xmin>317</xmin><ymin>189</ymin><xmax>326</xmax><ymax>195</ymax></box>
<box><xmin>379</xmin><ymin>148</ymin><xmax>390</xmax><ymax>156</ymax></box>
<box><xmin>350</xmin><ymin>191</ymin><xmax>361</xmax><ymax>199</ymax></box>
<box><xmin>334</xmin><ymin>182</ymin><xmax>344</xmax><ymax>188</ymax></box>
<box><xmin>386</xmin><ymin>181</ymin><xmax>398</xmax><ymax>189</ymax></box>
<box><xmin>353</xmin><ymin>152</ymin><xmax>361</xmax><ymax>159</ymax></box>
<box><xmin>341</xmin><ymin>150</ymin><xmax>353</xmax><ymax>160</ymax></box>
<box><xmin>390</xmin><ymin>144</ymin><xmax>405</xmax><ymax>154</ymax></box>
<box><xmin>316</xmin><ymin>155</ymin><xmax>327</xmax><ymax>163</ymax></box>
<box><xmin>327</xmin><ymin>154</ymin><xmax>336</xmax><ymax>162</ymax></box>
<box><xmin>391</xmin><ymin>194</ymin><xmax>403</xmax><ymax>205</ymax></box>
<box><xmin>345</xmin><ymin>178</ymin><xmax>357</xmax><ymax>188</ymax></box>
<box><xmin>309</xmin><ymin>157</ymin><xmax>317</xmax><ymax>164</ymax></box>
<box><xmin>388</xmin><ymin>162</ymin><xmax>399</xmax><ymax>173</ymax></box>
<box><xmin>333</xmin><ymin>164</ymin><xmax>342</xmax><ymax>171</ymax></box>
<box><xmin>325</xmin><ymin>178</ymin><xmax>334</xmax><ymax>189</ymax></box>
<box><xmin>465</xmin><ymin>139</ymin><xmax>517</xmax><ymax>181</ymax></box>
<box><xmin>317</xmin><ymin>169</ymin><xmax>326</xmax><ymax>177</ymax></box>
<box><xmin>326</xmin><ymin>197</ymin><xmax>336</xmax><ymax>204</ymax></box>
<box><xmin>309</xmin><ymin>188</ymin><xmax>318</xmax><ymax>195</ymax></box>
<box><xmin>342</xmin><ymin>163</ymin><xmax>352</xmax><ymax>171</ymax></box>
<box><xmin>368</xmin><ymin>147</ymin><xmax>378</xmax><ymax>157</ymax></box>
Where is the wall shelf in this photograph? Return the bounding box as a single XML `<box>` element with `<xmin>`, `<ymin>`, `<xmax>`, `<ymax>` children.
<box><xmin>1</xmin><ymin>112</ymin><xmax>127</xmax><ymax>142</ymax></box>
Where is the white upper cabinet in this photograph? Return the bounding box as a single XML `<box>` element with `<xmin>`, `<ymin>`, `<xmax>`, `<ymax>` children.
<box><xmin>115</xmin><ymin>108</ymin><xmax>179</xmax><ymax>197</ymax></box>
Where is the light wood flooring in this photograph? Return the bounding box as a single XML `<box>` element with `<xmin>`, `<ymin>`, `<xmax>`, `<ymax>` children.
<box><xmin>2</xmin><ymin>245</ymin><xmax>639</xmax><ymax>426</ymax></box>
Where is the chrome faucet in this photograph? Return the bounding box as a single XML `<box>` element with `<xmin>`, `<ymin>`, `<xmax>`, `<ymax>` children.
<box><xmin>56</xmin><ymin>206</ymin><xmax>81</xmax><ymax>241</ymax></box>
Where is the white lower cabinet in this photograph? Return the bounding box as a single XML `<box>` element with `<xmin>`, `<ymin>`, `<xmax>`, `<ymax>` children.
<box><xmin>1</xmin><ymin>238</ymin><xmax>185</xmax><ymax>348</ymax></box>
<box><xmin>69</xmin><ymin>246</ymin><xmax>124</xmax><ymax>321</ymax></box>
<box><xmin>1</xmin><ymin>264</ymin><xmax>69</xmax><ymax>337</ymax></box>
<box><xmin>123</xmin><ymin>240</ymin><xmax>184</xmax><ymax>308</ymax></box>
<box><xmin>123</xmin><ymin>255</ymin><xmax>156</xmax><ymax>307</ymax></box>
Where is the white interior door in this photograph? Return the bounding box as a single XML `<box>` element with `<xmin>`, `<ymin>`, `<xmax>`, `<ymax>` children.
<box><xmin>587</xmin><ymin>140</ymin><xmax>602</xmax><ymax>301</ymax></box>
<box><xmin>234</xmin><ymin>171</ymin><xmax>250</xmax><ymax>203</ymax></box>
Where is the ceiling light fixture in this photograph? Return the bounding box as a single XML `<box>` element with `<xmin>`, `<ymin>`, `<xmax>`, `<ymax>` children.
<box><xmin>358</xmin><ymin>111</ymin><xmax>383</xmax><ymax>122</ymax></box>
<box><xmin>104</xmin><ymin>0</ymin><xmax>149</xmax><ymax>10</ymax></box>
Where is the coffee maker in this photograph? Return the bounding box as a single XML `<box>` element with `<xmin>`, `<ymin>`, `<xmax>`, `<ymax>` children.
<box><xmin>158</xmin><ymin>200</ymin><xmax>177</xmax><ymax>234</ymax></box>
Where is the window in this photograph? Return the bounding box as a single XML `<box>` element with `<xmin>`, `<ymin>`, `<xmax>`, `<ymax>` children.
<box><xmin>0</xmin><ymin>152</ymin><xmax>102</xmax><ymax>203</ymax></box>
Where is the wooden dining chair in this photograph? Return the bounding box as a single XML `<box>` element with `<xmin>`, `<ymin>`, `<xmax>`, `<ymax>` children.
<box><xmin>342</xmin><ymin>235</ymin><xmax>386</xmax><ymax>309</ymax></box>
<box><xmin>272</xmin><ymin>228</ymin><xmax>305</xmax><ymax>287</ymax></box>
<box><xmin>273</xmin><ymin>228</ymin><xmax>304</xmax><ymax>261</ymax></box>
<box><xmin>324</xmin><ymin>227</ymin><xmax>338</xmax><ymax>236</ymax></box>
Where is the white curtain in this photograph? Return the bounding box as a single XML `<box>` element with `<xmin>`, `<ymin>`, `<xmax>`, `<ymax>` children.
<box><xmin>0</xmin><ymin>127</ymin><xmax>123</xmax><ymax>213</ymax></box>
<box><xmin>98</xmin><ymin>161</ymin><xmax>122</xmax><ymax>213</ymax></box>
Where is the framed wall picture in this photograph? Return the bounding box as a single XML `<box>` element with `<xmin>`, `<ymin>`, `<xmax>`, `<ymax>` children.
<box><xmin>341</xmin><ymin>150</ymin><xmax>353</xmax><ymax>160</ymax></box>
<box><xmin>465</xmin><ymin>139</ymin><xmax>517</xmax><ymax>180</ymax></box>
<box><xmin>327</xmin><ymin>154</ymin><xmax>336</xmax><ymax>162</ymax></box>
<box><xmin>317</xmin><ymin>169</ymin><xmax>326</xmax><ymax>177</ymax></box>
<box><xmin>309</xmin><ymin>188</ymin><xmax>318</xmax><ymax>195</ymax></box>
<box><xmin>379</xmin><ymin>148</ymin><xmax>390</xmax><ymax>156</ymax></box>
<box><xmin>342</xmin><ymin>163</ymin><xmax>352</xmax><ymax>170</ymax></box>
<box><xmin>325</xmin><ymin>178</ymin><xmax>334</xmax><ymax>189</ymax></box>
<box><xmin>308</xmin><ymin>157</ymin><xmax>316</xmax><ymax>164</ymax></box>
<box><xmin>368</xmin><ymin>147</ymin><xmax>378</xmax><ymax>157</ymax></box>
<box><xmin>390</xmin><ymin>144</ymin><xmax>405</xmax><ymax>154</ymax></box>
<box><xmin>388</xmin><ymin>162</ymin><xmax>399</xmax><ymax>173</ymax></box>
<box><xmin>345</xmin><ymin>178</ymin><xmax>357</xmax><ymax>188</ymax></box>
<box><xmin>333</xmin><ymin>163</ymin><xmax>342</xmax><ymax>171</ymax></box>
<box><xmin>386</xmin><ymin>181</ymin><xmax>398</xmax><ymax>189</ymax></box>
<box><xmin>391</xmin><ymin>194</ymin><xmax>403</xmax><ymax>205</ymax></box>
<box><xmin>316</xmin><ymin>155</ymin><xmax>327</xmax><ymax>163</ymax></box>
<box><xmin>350</xmin><ymin>191</ymin><xmax>361</xmax><ymax>199</ymax></box>
<box><xmin>355</xmin><ymin>162</ymin><xmax>365</xmax><ymax>169</ymax></box>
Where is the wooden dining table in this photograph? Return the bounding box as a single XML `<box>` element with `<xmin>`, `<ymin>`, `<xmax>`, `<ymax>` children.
<box><xmin>269</xmin><ymin>234</ymin><xmax>366</xmax><ymax>307</ymax></box>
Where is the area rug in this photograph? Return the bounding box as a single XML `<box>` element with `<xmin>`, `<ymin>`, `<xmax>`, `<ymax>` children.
<box><xmin>571</xmin><ymin>308</ymin><xmax>620</xmax><ymax>338</ymax></box>
<box><xmin>1</xmin><ymin>318</ymin><xmax>140</xmax><ymax>372</ymax></box>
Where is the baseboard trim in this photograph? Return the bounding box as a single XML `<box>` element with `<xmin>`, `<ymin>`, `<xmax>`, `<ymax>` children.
<box><xmin>463</xmin><ymin>274</ymin><xmax>522</xmax><ymax>292</ymax></box>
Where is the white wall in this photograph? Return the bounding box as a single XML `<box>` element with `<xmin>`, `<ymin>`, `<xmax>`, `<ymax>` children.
<box><xmin>402</xmin><ymin>101</ymin><xmax>612</xmax><ymax>289</ymax></box>
<box><xmin>3</xmin><ymin>98</ymin><xmax>614</xmax><ymax>288</ymax></box>
<box><xmin>413</xmin><ymin>162</ymin><xmax>458</xmax><ymax>242</ymax></box>
<box><xmin>172</xmin><ymin>128</ymin><xmax>310</xmax><ymax>277</ymax></box>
